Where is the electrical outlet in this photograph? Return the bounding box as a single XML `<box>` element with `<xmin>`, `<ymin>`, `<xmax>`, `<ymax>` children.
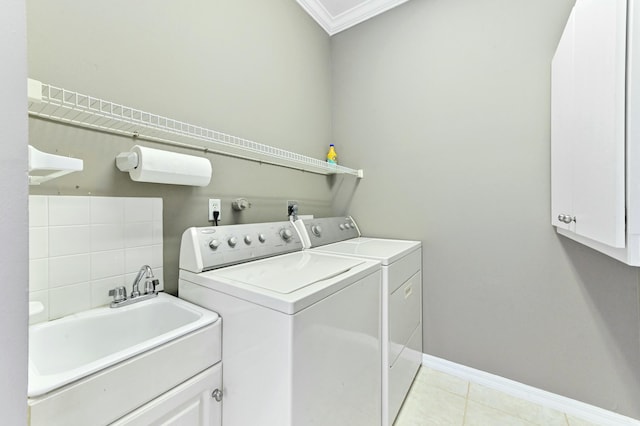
<box><xmin>208</xmin><ymin>198</ymin><xmax>221</xmax><ymax>222</ymax></box>
<box><xmin>287</xmin><ymin>200</ymin><xmax>299</xmax><ymax>217</ymax></box>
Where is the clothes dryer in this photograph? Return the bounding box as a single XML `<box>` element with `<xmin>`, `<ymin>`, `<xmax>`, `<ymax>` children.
<box><xmin>294</xmin><ymin>216</ymin><xmax>422</xmax><ymax>426</ymax></box>
<box><xmin>178</xmin><ymin>221</ymin><xmax>382</xmax><ymax>426</ymax></box>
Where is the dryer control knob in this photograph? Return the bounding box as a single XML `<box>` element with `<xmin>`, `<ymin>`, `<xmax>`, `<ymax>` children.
<box><xmin>339</xmin><ymin>224</ymin><xmax>345</xmax><ymax>230</ymax></box>
<box><xmin>244</xmin><ymin>235</ymin><xmax>252</xmax><ymax>245</ymax></box>
<box><xmin>209</xmin><ymin>239</ymin><xmax>221</xmax><ymax>250</ymax></box>
<box><xmin>280</xmin><ymin>229</ymin><xmax>293</xmax><ymax>241</ymax></box>
<box><xmin>228</xmin><ymin>236</ymin><xmax>238</xmax><ymax>247</ymax></box>
<box><xmin>258</xmin><ymin>233</ymin><xmax>266</xmax><ymax>243</ymax></box>
<box><xmin>311</xmin><ymin>225</ymin><xmax>322</xmax><ymax>236</ymax></box>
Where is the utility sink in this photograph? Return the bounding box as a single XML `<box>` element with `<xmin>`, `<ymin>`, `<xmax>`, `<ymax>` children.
<box><xmin>28</xmin><ymin>293</ymin><xmax>221</xmax><ymax>425</ymax></box>
<box><xmin>28</xmin><ymin>292</ymin><xmax>219</xmax><ymax>397</ymax></box>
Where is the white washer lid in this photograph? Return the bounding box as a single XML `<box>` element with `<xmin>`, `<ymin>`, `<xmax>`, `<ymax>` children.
<box><xmin>313</xmin><ymin>237</ymin><xmax>421</xmax><ymax>265</ymax></box>
<box><xmin>212</xmin><ymin>251</ymin><xmax>366</xmax><ymax>294</ymax></box>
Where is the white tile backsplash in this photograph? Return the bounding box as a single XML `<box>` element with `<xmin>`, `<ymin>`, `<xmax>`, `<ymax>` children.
<box><xmin>124</xmin><ymin>222</ymin><xmax>154</xmax><ymax>248</ymax></box>
<box><xmin>90</xmin><ymin>250</ymin><xmax>125</xmax><ymax>280</ymax></box>
<box><xmin>91</xmin><ymin>224</ymin><xmax>125</xmax><ymax>251</ymax></box>
<box><xmin>152</xmin><ymin>244</ymin><xmax>163</xmax><ymax>269</ymax></box>
<box><xmin>29</xmin><ymin>259</ymin><xmax>49</xmax><ymax>292</ymax></box>
<box><xmin>29</xmin><ymin>227</ymin><xmax>48</xmax><ymax>260</ymax></box>
<box><xmin>49</xmin><ymin>225</ymin><xmax>91</xmax><ymax>257</ymax></box>
<box><xmin>125</xmin><ymin>198</ymin><xmax>154</xmax><ymax>222</ymax></box>
<box><xmin>125</xmin><ymin>246</ymin><xmax>156</xmax><ymax>273</ymax></box>
<box><xmin>29</xmin><ymin>196</ymin><xmax>48</xmax><ymax>227</ymax></box>
<box><xmin>49</xmin><ymin>254</ymin><xmax>91</xmax><ymax>288</ymax></box>
<box><xmin>90</xmin><ymin>197</ymin><xmax>124</xmax><ymax>224</ymax></box>
<box><xmin>152</xmin><ymin>220</ymin><xmax>163</xmax><ymax>244</ymax></box>
<box><xmin>28</xmin><ymin>196</ymin><xmax>163</xmax><ymax>323</ymax></box>
<box><xmin>152</xmin><ymin>198</ymin><xmax>163</xmax><ymax>222</ymax></box>
<box><xmin>49</xmin><ymin>196</ymin><xmax>90</xmax><ymax>226</ymax></box>
<box><xmin>49</xmin><ymin>282</ymin><xmax>91</xmax><ymax>320</ymax></box>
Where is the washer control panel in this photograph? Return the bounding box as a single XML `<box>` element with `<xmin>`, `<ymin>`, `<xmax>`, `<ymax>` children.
<box><xmin>180</xmin><ymin>221</ymin><xmax>303</xmax><ymax>272</ymax></box>
<box><xmin>294</xmin><ymin>216</ymin><xmax>361</xmax><ymax>248</ymax></box>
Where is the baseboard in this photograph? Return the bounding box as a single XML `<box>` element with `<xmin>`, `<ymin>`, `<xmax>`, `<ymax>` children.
<box><xmin>422</xmin><ymin>354</ymin><xmax>640</xmax><ymax>426</ymax></box>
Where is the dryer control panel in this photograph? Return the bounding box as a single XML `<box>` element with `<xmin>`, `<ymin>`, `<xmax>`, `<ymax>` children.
<box><xmin>294</xmin><ymin>216</ymin><xmax>361</xmax><ymax>249</ymax></box>
<box><xmin>180</xmin><ymin>221</ymin><xmax>303</xmax><ymax>272</ymax></box>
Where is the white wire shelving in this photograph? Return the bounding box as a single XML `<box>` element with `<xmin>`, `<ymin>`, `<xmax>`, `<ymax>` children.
<box><xmin>27</xmin><ymin>79</ymin><xmax>363</xmax><ymax>178</ymax></box>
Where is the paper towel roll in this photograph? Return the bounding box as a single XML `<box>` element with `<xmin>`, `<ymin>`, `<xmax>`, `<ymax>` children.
<box><xmin>124</xmin><ymin>145</ymin><xmax>212</xmax><ymax>186</ymax></box>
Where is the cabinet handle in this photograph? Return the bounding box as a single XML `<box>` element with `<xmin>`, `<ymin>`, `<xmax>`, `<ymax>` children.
<box><xmin>557</xmin><ymin>214</ymin><xmax>575</xmax><ymax>224</ymax></box>
<box><xmin>211</xmin><ymin>388</ymin><xmax>223</xmax><ymax>402</ymax></box>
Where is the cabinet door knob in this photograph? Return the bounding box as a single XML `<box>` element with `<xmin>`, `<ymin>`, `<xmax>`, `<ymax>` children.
<box><xmin>558</xmin><ymin>214</ymin><xmax>575</xmax><ymax>224</ymax></box>
<box><xmin>211</xmin><ymin>388</ymin><xmax>223</xmax><ymax>402</ymax></box>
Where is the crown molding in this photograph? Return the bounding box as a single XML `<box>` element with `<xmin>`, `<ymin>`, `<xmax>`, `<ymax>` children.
<box><xmin>296</xmin><ymin>0</ymin><xmax>411</xmax><ymax>36</ymax></box>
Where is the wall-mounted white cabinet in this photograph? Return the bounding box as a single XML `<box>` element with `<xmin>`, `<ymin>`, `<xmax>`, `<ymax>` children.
<box><xmin>551</xmin><ymin>0</ymin><xmax>640</xmax><ymax>265</ymax></box>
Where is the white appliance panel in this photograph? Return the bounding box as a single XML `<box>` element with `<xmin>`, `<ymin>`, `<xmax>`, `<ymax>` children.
<box><xmin>294</xmin><ymin>216</ymin><xmax>423</xmax><ymax>426</ymax></box>
<box><xmin>179</xmin><ymin>269</ymin><xmax>382</xmax><ymax>426</ymax></box>
<box><xmin>178</xmin><ymin>221</ymin><xmax>384</xmax><ymax>426</ymax></box>
<box><xmin>388</xmin><ymin>325</ymin><xmax>422</xmax><ymax>424</ymax></box>
<box><xmin>180</xmin><ymin>256</ymin><xmax>379</xmax><ymax>315</ymax></box>
<box><xmin>389</xmin><ymin>271</ymin><xmax>422</xmax><ymax>366</ymax></box>
<box><xmin>291</xmin><ymin>270</ymin><xmax>381</xmax><ymax>425</ymax></box>
<box><xmin>314</xmin><ymin>237</ymin><xmax>421</xmax><ymax>266</ymax></box>
<box><xmin>212</xmin><ymin>251</ymin><xmax>365</xmax><ymax>294</ymax></box>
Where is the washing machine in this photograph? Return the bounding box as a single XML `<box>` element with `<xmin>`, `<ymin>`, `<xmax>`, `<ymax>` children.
<box><xmin>294</xmin><ymin>216</ymin><xmax>422</xmax><ymax>426</ymax></box>
<box><xmin>178</xmin><ymin>221</ymin><xmax>382</xmax><ymax>426</ymax></box>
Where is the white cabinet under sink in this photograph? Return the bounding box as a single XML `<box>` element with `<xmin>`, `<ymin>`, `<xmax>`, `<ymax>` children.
<box><xmin>112</xmin><ymin>364</ymin><xmax>222</xmax><ymax>426</ymax></box>
<box><xmin>28</xmin><ymin>308</ymin><xmax>222</xmax><ymax>426</ymax></box>
<box><xmin>551</xmin><ymin>0</ymin><xmax>640</xmax><ymax>265</ymax></box>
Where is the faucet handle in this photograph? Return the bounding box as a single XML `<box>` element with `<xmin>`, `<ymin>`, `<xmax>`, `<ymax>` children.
<box><xmin>108</xmin><ymin>286</ymin><xmax>127</xmax><ymax>303</ymax></box>
<box><xmin>144</xmin><ymin>279</ymin><xmax>159</xmax><ymax>295</ymax></box>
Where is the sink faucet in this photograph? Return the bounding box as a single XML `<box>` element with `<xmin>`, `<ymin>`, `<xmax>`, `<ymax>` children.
<box><xmin>132</xmin><ymin>265</ymin><xmax>154</xmax><ymax>298</ymax></box>
<box><xmin>108</xmin><ymin>265</ymin><xmax>159</xmax><ymax>308</ymax></box>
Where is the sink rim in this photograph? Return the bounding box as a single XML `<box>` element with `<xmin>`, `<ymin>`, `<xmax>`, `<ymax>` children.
<box><xmin>28</xmin><ymin>292</ymin><xmax>219</xmax><ymax>397</ymax></box>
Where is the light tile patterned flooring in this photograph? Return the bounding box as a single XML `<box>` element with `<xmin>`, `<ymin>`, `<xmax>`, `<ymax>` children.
<box><xmin>394</xmin><ymin>367</ymin><xmax>601</xmax><ymax>426</ymax></box>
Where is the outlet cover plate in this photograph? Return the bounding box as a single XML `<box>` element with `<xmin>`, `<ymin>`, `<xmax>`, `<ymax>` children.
<box><xmin>208</xmin><ymin>199</ymin><xmax>221</xmax><ymax>221</ymax></box>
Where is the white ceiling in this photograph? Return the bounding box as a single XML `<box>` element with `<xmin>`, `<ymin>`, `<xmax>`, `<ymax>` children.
<box><xmin>296</xmin><ymin>0</ymin><xmax>411</xmax><ymax>36</ymax></box>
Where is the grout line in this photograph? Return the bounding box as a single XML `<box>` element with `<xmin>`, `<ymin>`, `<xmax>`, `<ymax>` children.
<box><xmin>564</xmin><ymin>412</ymin><xmax>571</xmax><ymax>426</ymax></box>
<box><xmin>462</xmin><ymin>381</ymin><xmax>470</xmax><ymax>425</ymax></box>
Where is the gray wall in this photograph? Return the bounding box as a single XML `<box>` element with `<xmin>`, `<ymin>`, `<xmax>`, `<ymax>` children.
<box><xmin>331</xmin><ymin>0</ymin><xmax>640</xmax><ymax>419</ymax></box>
<box><xmin>1</xmin><ymin>0</ymin><xmax>28</xmax><ymax>423</ymax></box>
<box><xmin>26</xmin><ymin>0</ymin><xmax>334</xmax><ymax>294</ymax></box>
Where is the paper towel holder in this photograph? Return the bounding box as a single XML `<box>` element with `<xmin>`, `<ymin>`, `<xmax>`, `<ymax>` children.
<box><xmin>115</xmin><ymin>145</ymin><xmax>212</xmax><ymax>186</ymax></box>
<box><xmin>115</xmin><ymin>151</ymin><xmax>139</xmax><ymax>172</ymax></box>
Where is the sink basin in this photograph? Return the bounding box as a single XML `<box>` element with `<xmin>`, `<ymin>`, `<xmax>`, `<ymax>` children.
<box><xmin>28</xmin><ymin>292</ymin><xmax>219</xmax><ymax>397</ymax></box>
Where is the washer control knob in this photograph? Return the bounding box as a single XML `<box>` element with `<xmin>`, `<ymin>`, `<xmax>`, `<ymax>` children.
<box><xmin>258</xmin><ymin>233</ymin><xmax>266</xmax><ymax>243</ymax></box>
<box><xmin>311</xmin><ymin>225</ymin><xmax>322</xmax><ymax>236</ymax></box>
<box><xmin>280</xmin><ymin>228</ymin><xmax>293</xmax><ymax>241</ymax></box>
<box><xmin>209</xmin><ymin>239</ymin><xmax>221</xmax><ymax>250</ymax></box>
<box><xmin>228</xmin><ymin>236</ymin><xmax>238</xmax><ymax>247</ymax></box>
<box><xmin>244</xmin><ymin>235</ymin><xmax>252</xmax><ymax>245</ymax></box>
<box><xmin>339</xmin><ymin>224</ymin><xmax>345</xmax><ymax>230</ymax></box>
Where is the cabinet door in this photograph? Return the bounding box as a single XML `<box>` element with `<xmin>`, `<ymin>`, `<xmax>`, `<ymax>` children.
<box><xmin>111</xmin><ymin>364</ymin><xmax>222</xmax><ymax>426</ymax></box>
<box><xmin>551</xmin><ymin>8</ymin><xmax>577</xmax><ymax>232</ymax></box>
<box><xmin>551</xmin><ymin>0</ymin><xmax>627</xmax><ymax>248</ymax></box>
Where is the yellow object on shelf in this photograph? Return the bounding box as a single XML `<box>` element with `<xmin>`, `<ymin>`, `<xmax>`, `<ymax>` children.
<box><xmin>327</xmin><ymin>144</ymin><xmax>338</xmax><ymax>165</ymax></box>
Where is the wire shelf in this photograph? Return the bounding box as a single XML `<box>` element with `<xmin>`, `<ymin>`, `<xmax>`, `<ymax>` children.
<box><xmin>27</xmin><ymin>80</ymin><xmax>363</xmax><ymax>178</ymax></box>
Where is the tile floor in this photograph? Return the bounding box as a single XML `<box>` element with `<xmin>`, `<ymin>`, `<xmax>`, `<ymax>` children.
<box><xmin>394</xmin><ymin>367</ymin><xmax>601</xmax><ymax>426</ymax></box>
